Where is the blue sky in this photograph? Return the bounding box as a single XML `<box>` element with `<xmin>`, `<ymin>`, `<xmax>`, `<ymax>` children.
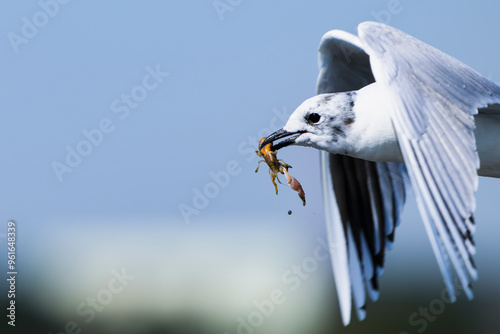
<box><xmin>2</xmin><ymin>1</ymin><xmax>500</xmax><ymax>223</ymax></box>
<box><xmin>2</xmin><ymin>1</ymin><xmax>500</xmax><ymax>333</ymax></box>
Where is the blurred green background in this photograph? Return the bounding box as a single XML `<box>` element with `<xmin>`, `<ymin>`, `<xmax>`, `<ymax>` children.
<box><xmin>1</xmin><ymin>1</ymin><xmax>500</xmax><ymax>333</ymax></box>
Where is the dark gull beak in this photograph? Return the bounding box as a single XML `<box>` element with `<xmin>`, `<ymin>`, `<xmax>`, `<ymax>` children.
<box><xmin>259</xmin><ymin>129</ymin><xmax>304</xmax><ymax>151</ymax></box>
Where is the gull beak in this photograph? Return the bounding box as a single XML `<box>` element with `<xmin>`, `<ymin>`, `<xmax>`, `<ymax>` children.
<box><xmin>259</xmin><ymin>129</ymin><xmax>304</xmax><ymax>151</ymax></box>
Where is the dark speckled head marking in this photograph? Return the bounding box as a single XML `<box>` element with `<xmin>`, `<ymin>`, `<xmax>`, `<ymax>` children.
<box><xmin>279</xmin><ymin>90</ymin><xmax>360</xmax><ymax>153</ymax></box>
<box><xmin>333</xmin><ymin>125</ymin><xmax>345</xmax><ymax>137</ymax></box>
<box><xmin>346</xmin><ymin>91</ymin><xmax>356</xmax><ymax>108</ymax></box>
<box><xmin>344</xmin><ymin>117</ymin><xmax>354</xmax><ymax>125</ymax></box>
<box><xmin>322</xmin><ymin>92</ymin><xmax>357</xmax><ymax>141</ymax></box>
<box><xmin>322</xmin><ymin>94</ymin><xmax>335</xmax><ymax>102</ymax></box>
<box><xmin>301</xmin><ymin>92</ymin><xmax>358</xmax><ymax>143</ymax></box>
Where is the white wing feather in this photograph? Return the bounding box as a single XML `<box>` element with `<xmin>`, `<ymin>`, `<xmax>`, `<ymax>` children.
<box><xmin>358</xmin><ymin>21</ymin><xmax>500</xmax><ymax>300</ymax></box>
<box><xmin>317</xmin><ymin>29</ymin><xmax>406</xmax><ymax>325</ymax></box>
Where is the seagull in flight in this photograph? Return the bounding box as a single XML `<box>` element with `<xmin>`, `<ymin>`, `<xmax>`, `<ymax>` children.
<box><xmin>260</xmin><ymin>22</ymin><xmax>500</xmax><ymax>325</ymax></box>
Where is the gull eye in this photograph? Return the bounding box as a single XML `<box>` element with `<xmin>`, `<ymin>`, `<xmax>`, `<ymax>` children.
<box><xmin>306</xmin><ymin>113</ymin><xmax>321</xmax><ymax>124</ymax></box>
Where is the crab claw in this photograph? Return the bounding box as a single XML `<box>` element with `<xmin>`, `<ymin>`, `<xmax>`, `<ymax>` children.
<box><xmin>283</xmin><ymin>169</ymin><xmax>306</xmax><ymax>206</ymax></box>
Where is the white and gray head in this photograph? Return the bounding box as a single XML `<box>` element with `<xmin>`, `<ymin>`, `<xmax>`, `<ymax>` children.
<box><xmin>261</xmin><ymin>92</ymin><xmax>357</xmax><ymax>153</ymax></box>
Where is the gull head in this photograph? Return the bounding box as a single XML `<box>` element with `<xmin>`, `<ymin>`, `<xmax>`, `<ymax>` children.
<box><xmin>260</xmin><ymin>92</ymin><xmax>357</xmax><ymax>154</ymax></box>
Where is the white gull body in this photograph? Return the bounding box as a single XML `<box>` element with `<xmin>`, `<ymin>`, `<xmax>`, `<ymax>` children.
<box><xmin>286</xmin><ymin>83</ymin><xmax>500</xmax><ymax>176</ymax></box>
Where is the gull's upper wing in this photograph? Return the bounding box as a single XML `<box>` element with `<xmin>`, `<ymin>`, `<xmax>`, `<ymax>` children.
<box><xmin>358</xmin><ymin>21</ymin><xmax>500</xmax><ymax>302</ymax></box>
<box><xmin>317</xmin><ymin>30</ymin><xmax>406</xmax><ymax>325</ymax></box>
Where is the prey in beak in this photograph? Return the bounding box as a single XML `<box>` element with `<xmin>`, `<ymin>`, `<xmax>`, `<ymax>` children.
<box><xmin>259</xmin><ymin>129</ymin><xmax>305</xmax><ymax>151</ymax></box>
<box><xmin>255</xmin><ymin>136</ymin><xmax>306</xmax><ymax>206</ymax></box>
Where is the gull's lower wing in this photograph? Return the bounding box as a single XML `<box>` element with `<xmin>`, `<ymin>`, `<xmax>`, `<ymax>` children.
<box><xmin>317</xmin><ymin>30</ymin><xmax>406</xmax><ymax>325</ymax></box>
<box><xmin>358</xmin><ymin>21</ymin><xmax>500</xmax><ymax>301</ymax></box>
